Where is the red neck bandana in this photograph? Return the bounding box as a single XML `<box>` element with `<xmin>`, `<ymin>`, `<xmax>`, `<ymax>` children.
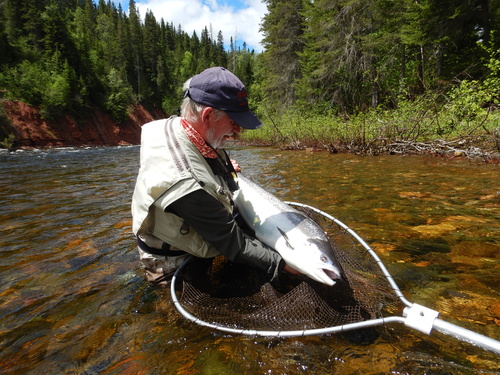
<box><xmin>181</xmin><ymin>118</ymin><xmax>218</xmax><ymax>159</ymax></box>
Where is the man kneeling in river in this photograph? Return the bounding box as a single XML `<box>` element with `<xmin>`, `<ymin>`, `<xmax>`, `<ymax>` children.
<box><xmin>131</xmin><ymin>67</ymin><xmax>297</xmax><ymax>284</ymax></box>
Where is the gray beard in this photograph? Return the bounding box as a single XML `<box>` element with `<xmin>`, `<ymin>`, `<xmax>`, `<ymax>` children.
<box><xmin>205</xmin><ymin>126</ymin><xmax>225</xmax><ymax>149</ymax></box>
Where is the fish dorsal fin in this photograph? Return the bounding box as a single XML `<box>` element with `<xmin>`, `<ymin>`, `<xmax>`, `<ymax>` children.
<box><xmin>277</xmin><ymin>227</ymin><xmax>293</xmax><ymax>250</ymax></box>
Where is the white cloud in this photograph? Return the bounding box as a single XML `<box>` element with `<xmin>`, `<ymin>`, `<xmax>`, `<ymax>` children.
<box><xmin>134</xmin><ymin>0</ymin><xmax>267</xmax><ymax>52</ymax></box>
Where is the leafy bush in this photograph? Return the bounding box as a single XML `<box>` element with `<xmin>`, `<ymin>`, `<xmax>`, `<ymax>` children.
<box><xmin>103</xmin><ymin>68</ymin><xmax>134</xmax><ymax>122</ymax></box>
<box><xmin>446</xmin><ymin>37</ymin><xmax>500</xmax><ymax>125</ymax></box>
<box><xmin>0</xmin><ymin>56</ymin><xmax>74</xmax><ymax>120</ymax></box>
<box><xmin>1</xmin><ymin>60</ymin><xmax>48</xmax><ymax>106</ymax></box>
<box><xmin>40</xmin><ymin>60</ymin><xmax>73</xmax><ymax>119</ymax></box>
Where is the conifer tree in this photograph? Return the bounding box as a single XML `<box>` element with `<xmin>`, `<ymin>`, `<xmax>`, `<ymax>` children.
<box><xmin>260</xmin><ymin>0</ymin><xmax>304</xmax><ymax>106</ymax></box>
<box><xmin>128</xmin><ymin>0</ymin><xmax>143</xmax><ymax>101</ymax></box>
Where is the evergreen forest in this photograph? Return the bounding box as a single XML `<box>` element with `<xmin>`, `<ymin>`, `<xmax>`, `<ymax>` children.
<box><xmin>0</xmin><ymin>0</ymin><xmax>257</xmax><ymax>121</ymax></box>
<box><xmin>1</xmin><ymin>0</ymin><xmax>499</xmax><ymax>156</ymax></box>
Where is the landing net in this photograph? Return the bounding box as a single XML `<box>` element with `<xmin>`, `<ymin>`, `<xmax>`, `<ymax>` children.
<box><xmin>171</xmin><ymin>202</ymin><xmax>405</xmax><ymax>336</ymax></box>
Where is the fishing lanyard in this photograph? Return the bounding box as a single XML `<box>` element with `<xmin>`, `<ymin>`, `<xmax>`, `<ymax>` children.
<box><xmin>206</xmin><ymin>146</ymin><xmax>239</xmax><ymax>193</ymax></box>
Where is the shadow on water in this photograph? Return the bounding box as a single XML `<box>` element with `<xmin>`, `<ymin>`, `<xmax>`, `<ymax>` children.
<box><xmin>0</xmin><ymin>146</ymin><xmax>498</xmax><ymax>374</ymax></box>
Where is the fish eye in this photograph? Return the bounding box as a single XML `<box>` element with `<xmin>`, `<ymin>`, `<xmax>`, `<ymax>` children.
<box><xmin>320</xmin><ymin>255</ymin><xmax>327</xmax><ymax>263</ymax></box>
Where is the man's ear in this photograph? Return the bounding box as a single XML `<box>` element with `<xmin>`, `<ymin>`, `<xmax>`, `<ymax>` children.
<box><xmin>201</xmin><ymin>107</ymin><xmax>214</xmax><ymax>128</ymax></box>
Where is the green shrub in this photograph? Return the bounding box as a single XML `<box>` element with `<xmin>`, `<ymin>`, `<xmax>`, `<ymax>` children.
<box><xmin>103</xmin><ymin>68</ymin><xmax>134</xmax><ymax>122</ymax></box>
<box><xmin>445</xmin><ymin>37</ymin><xmax>500</xmax><ymax>129</ymax></box>
<box><xmin>0</xmin><ymin>56</ymin><xmax>75</xmax><ymax>120</ymax></box>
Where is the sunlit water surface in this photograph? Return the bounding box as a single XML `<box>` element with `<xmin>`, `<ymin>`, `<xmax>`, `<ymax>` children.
<box><xmin>0</xmin><ymin>145</ymin><xmax>498</xmax><ymax>374</ymax></box>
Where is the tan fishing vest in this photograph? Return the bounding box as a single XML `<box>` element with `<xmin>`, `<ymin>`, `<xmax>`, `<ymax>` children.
<box><xmin>131</xmin><ymin>116</ymin><xmax>234</xmax><ymax>258</ymax></box>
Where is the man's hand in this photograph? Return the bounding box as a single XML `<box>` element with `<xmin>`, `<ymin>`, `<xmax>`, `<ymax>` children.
<box><xmin>283</xmin><ymin>263</ymin><xmax>301</xmax><ymax>275</ymax></box>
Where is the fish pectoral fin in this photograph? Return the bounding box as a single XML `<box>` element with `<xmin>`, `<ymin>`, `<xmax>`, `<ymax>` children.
<box><xmin>276</xmin><ymin>227</ymin><xmax>293</xmax><ymax>250</ymax></box>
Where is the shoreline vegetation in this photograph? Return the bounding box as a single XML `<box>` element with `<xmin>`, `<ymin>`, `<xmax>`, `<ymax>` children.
<box><xmin>240</xmin><ymin>96</ymin><xmax>500</xmax><ymax>164</ymax></box>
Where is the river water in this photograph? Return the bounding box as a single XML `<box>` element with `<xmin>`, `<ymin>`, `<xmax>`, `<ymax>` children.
<box><xmin>0</xmin><ymin>145</ymin><xmax>498</xmax><ymax>374</ymax></box>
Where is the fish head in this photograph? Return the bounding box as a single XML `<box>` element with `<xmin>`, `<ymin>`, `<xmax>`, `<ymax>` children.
<box><xmin>304</xmin><ymin>238</ymin><xmax>344</xmax><ymax>282</ymax></box>
<box><xmin>276</xmin><ymin>227</ymin><xmax>344</xmax><ymax>286</ymax></box>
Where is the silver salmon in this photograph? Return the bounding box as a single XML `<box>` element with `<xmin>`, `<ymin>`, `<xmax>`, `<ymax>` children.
<box><xmin>233</xmin><ymin>174</ymin><xmax>343</xmax><ymax>286</ymax></box>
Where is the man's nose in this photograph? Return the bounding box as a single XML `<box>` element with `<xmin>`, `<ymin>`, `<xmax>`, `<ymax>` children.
<box><xmin>233</xmin><ymin>123</ymin><xmax>242</xmax><ymax>134</ymax></box>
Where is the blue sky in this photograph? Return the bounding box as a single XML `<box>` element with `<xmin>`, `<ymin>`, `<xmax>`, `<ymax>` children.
<box><xmin>112</xmin><ymin>0</ymin><xmax>267</xmax><ymax>52</ymax></box>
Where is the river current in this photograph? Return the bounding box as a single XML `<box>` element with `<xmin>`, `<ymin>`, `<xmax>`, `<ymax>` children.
<box><xmin>0</xmin><ymin>145</ymin><xmax>498</xmax><ymax>374</ymax></box>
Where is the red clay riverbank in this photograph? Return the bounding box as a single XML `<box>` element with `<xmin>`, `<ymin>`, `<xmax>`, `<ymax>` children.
<box><xmin>2</xmin><ymin>100</ymin><xmax>166</xmax><ymax>149</ymax></box>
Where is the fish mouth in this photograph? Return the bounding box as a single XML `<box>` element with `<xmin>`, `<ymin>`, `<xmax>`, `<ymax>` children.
<box><xmin>323</xmin><ymin>268</ymin><xmax>343</xmax><ymax>281</ymax></box>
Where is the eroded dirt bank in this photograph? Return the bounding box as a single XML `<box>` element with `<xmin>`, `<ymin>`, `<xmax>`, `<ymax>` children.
<box><xmin>2</xmin><ymin>100</ymin><xmax>166</xmax><ymax>149</ymax></box>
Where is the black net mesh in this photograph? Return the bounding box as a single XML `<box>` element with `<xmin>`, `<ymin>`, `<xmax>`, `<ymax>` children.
<box><xmin>174</xmin><ymin>204</ymin><xmax>403</xmax><ymax>332</ymax></box>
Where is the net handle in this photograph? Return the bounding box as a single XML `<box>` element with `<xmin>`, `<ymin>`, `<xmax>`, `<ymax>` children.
<box><xmin>432</xmin><ymin>318</ymin><xmax>500</xmax><ymax>354</ymax></box>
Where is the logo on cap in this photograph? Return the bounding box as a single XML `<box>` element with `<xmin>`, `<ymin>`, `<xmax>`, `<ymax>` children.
<box><xmin>237</xmin><ymin>89</ymin><xmax>248</xmax><ymax>107</ymax></box>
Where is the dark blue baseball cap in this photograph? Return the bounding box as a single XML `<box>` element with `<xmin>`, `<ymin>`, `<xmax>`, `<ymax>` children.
<box><xmin>186</xmin><ymin>67</ymin><xmax>262</xmax><ymax>129</ymax></box>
